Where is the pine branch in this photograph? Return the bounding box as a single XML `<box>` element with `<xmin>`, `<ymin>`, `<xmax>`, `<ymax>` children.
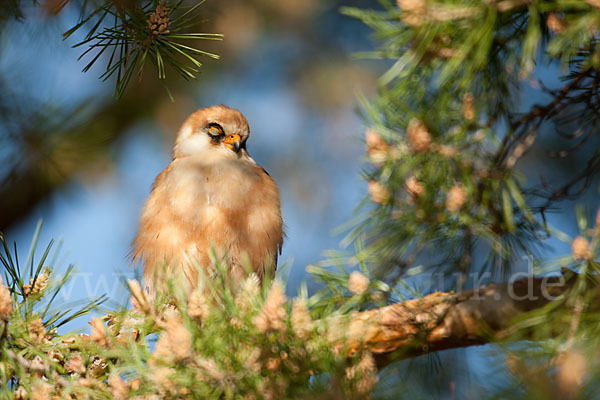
<box><xmin>341</xmin><ymin>272</ymin><xmax>579</xmax><ymax>367</ymax></box>
<box><xmin>65</xmin><ymin>1</ymin><xmax>222</xmax><ymax>97</ymax></box>
<box><xmin>0</xmin><ymin>0</ymin><xmax>222</xmax><ymax>97</ymax></box>
<box><xmin>495</xmin><ymin>67</ymin><xmax>594</xmax><ymax>168</ymax></box>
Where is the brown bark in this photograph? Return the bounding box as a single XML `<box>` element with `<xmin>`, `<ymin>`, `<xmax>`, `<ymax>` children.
<box><xmin>342</xmin><ymin>273</ymin><xmax>578</xmax><ymax>365</ymax></box>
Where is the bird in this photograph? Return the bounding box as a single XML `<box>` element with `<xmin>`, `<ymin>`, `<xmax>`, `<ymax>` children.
<box><xmin>132</xmin><ymin>105</ymin><xmax>284</xmax><ymax>294</ymax></box>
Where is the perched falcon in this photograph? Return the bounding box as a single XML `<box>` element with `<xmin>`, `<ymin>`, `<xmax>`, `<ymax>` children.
<box><xmin>132</xmin><ymin>105</ymin><xmax>284</xmax><ymax>294</ymax></box>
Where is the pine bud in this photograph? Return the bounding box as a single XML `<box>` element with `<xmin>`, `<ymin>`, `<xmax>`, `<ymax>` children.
<box><xmin>473</xmin><ymin>129</ymin><xmax>486</xmax><ymax>142</ymax></box>
<box><xmin>149</xmin><ymin>366</ymin><xmax>176</xmax><ymax>392</ymax></box>
<box><xmin>445</xmin><ymin>184</ymin><xmax>467</xmax><ymax>212</ymax></box>
<box><xmin>108</xmin><ymin>374</ymin><xmax>129</xmax><ymax>400</ymax></box>
<box><xmin>397</xmin><ymin>0</ymin><xmax>427</xmax><ymax>26</ymax></box>
<box><xmin>188</xmin><ymin>288</ymin><xmax>210</xmax><ymax>321</ymax></box>
<box><xmin>368</xmin><ymin>180</ymin><xmax>390</xmax><ymax>204</ymax></box>
<box><xmin>266</xmin><ymin>357</ymin><xmax>281</xmax><ymax>371</ymax></box>
<box><xmin>588</xmin><ymin>0</ymin><xmax>600</xmax><ymax>7</ymax></box>
<box><xmin>546</xmin><ymin>13</ymin><xmax>566</xmax><ymax>34</ymax></box>
<box><xmin>15</xmin><ymin>386</ymin><xmax>27</xmax><ymax>400</ymax></box>
<box><xmin>30</xmin><ymin>355</ymin><xmax>45</xmax><ymax>377</ymax></box>
<box><xmin>254</xmin><ymin>281</ymin><xmax>287</xmax><ymax>332</ymax></box>
<box><xmin>196</xmin><ymin>358</ymin><xmax>225</xmax><ymax>381</ymax></box>
<box><xmin>437</xmin><ymin>144</ymin><xmax>457</xmax><ymax>158</ymax></box>
<box><xmin>66</xmin><ymin>353</ymin><xmax>86</xmax><ymax>375</ymax></box>
<box><xmin>31</xmin><ymin>382</ymin><xmax>52</xmax><ymax>400</ymax></box>
<box><xmin>291</xmin><ymin>299</ymin><xmax>313</xmax><ymax>339</ymax></box>
<box><xmin>556</xmin><ymin>350</ymin><xmax>587</xmax><ymax>397</ymax></box>
<box><xmin>345</xmin><ymin>351</ymin><xmax>378</xmax><ymax>396</ymax></box>
<box><xmin>235</xmin><ymin>273</ymin><xmax>260</xmax><ymax>314</ymax></box>
<box><xmin>462</xmin><ymin>92</ymin><xmax>475</xmax><ymax>121</ymax></box>
<box><xmin>406</xmin><ymin>118</ymin><xmax>432</xmax><ymax>152</ymax></box>
<box><xmin>151</xmin><ymin>332</ymin><xmax>175</xmax><ymax>365</ymax></box>
<box><xmin>89</xmin><ymin>356</ymin><xmax>108</xmax><ymax>378</ymax></box>
<box><xmin>90</xmin><ymin>317</ymin><xmax>109</xmax><ymax>347</ymax></box>
<box><xmin>148</xmin><ymin>3</ymin><xmax>171</xmax><ymax>36</ymax></box>
<box><xmin>405</xmin><ymin>175</ymin><xmax>424</xmax><ymax>198</ymax></box>
<box><xmin>365</xmin><ymin>128</ymin><xmax>389</xmax><ymax>166</ymax></box>
<box><xmin>0</xmin><ymin>278</ymin><xmax>12</xmax><ymax>319</ymax></box>
<box><xmin>348</xmin><ymin>271</ymin><xmax>369</xmax><ymax>295</ymax></box>
<box><xmin>30</xmin><ymin>268</ymin><xmax>50</xmax><ymax>296</ymax></box>
<box><xmin>166</xmin><ymin>313</ymin><xmax>192</xmax><ymax>361</ymax></box>
<box><xmin>129</xmin><ymin>379</ymin><xmax>141</xmax><ymax>391</ymax></box>
<box><xmin>29</xmin><ymin>318</ymin><xmax>49</xmax><ymax>343</ymax></box>
<box><xmin>572</xmin><ymin>236</ymin><xmax>591</xmax><ymax>260</ymax></box>
<box><xmin>128</xmin><ymin>280</ymin><xmax>150</xmax><ymax>313</ymax></box>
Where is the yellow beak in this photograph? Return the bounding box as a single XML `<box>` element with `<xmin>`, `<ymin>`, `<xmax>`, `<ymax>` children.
<box><xmin>224</xmin><ymin>134</ymin><xmax>242</xmax><ymax>153</ymax></box>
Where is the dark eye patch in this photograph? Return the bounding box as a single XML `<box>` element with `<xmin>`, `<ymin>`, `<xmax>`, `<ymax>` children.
<box><xmin>207</xmin><ymin>123</ymin><xmax>224</xmax><ymax>137</ymax></box>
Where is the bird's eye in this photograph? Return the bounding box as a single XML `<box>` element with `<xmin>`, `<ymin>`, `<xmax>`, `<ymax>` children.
<box><xmin>207</xmin><ymin>124</ymin><xmax>224</xmax><ymax>137</ymax></box>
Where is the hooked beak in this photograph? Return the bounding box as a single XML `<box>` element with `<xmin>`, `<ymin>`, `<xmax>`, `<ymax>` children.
<box><xmin>224</xmin><ymin>134</ymin><xmax>242</xmax><ymax>153</ymax></box>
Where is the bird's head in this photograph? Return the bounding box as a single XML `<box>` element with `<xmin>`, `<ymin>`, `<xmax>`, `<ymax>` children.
<box><xmin>173</xmin><ymin>105</ymin><xmax>250</xmax><ymax>159</ymax></box>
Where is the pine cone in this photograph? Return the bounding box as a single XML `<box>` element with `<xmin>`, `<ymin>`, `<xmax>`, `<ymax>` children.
<box><xmin>148</xmin><ymin>3</ymin><xmax>171</xmax><ymax>36</ymax></box>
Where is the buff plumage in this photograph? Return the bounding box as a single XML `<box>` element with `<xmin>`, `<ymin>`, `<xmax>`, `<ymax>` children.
<box><xmin>132</xmin><ymin>105</ymin><xmax>283</xmax><ymax>294</ymax></box>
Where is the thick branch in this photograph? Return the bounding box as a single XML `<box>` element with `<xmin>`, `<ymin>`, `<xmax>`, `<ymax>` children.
<box><xmin>344</xmin><ymin>274</ymin><xmax>578</xmax><ymax>364</ymax></box>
